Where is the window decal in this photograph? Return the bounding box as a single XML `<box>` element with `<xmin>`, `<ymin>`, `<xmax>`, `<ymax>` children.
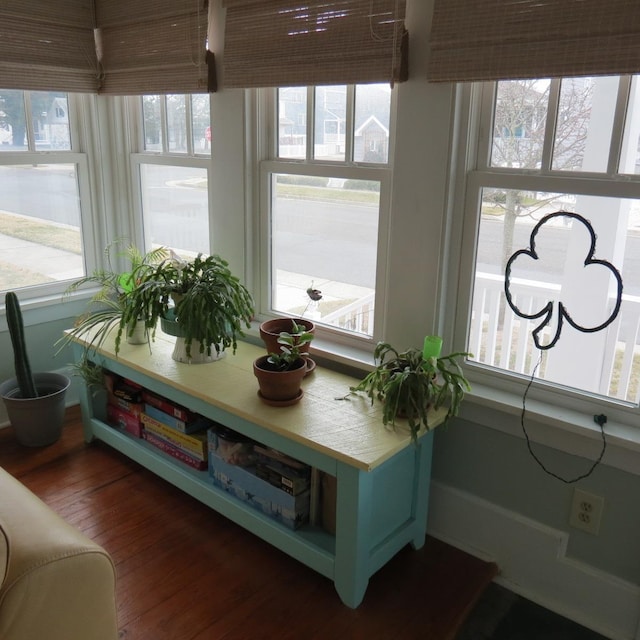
<box><xmin>503</xmin><ymin>210</ymin><xmax>624</xmax><ymax>483</ymax></box>
<box><xmin>504</xmin><ymin>211</ymin><xmax>623</xmax><ymax>350</ymax></box>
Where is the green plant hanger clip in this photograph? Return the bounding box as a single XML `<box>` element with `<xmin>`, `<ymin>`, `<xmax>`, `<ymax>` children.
<box><xmin>423</xmin><ymin>335</ymin><xmax>443</xmax><ymax>360</ymax></box>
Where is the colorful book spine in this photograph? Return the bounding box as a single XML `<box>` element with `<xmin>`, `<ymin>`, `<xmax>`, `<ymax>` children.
<box><xmin>143</xmin><ymin>403</ymin><xmax>209</xmax><ymax>434</ymax></box>
<box><xmin>108</xmin><ymin>377</ymin><xmax>143</xmax><ymax>403</ymax></box>
<box><xmin>142</xmin><ymin>390</ymin><xmax>196</xmax><ymax>423</ymax></box>
<box><xmin>107</xmin><ymin>403</ymin><xmax>143</xmax><ymax>438</ymax></box>
<box><xmin>108</xmin><ymin>392</ymin><xmax>143</xmax><ymax>417</ymax></box>
<box><xmin>143</xmin><ymin>431</ymin><xmax>206</xmax><ymax>470</ymax></box>
<box><xmin>141</xmin><ymin>413</ymin><xmax>208</xmax><ymax>459</ymax></box>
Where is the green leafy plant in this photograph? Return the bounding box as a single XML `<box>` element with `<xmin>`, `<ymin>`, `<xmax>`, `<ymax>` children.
<box><xmin>121</xmin><ymin>252</ymin><xmax>255</xmax><ymax>358</ymax></box>
<box><xmin>65</xmin><ymin>241</ymin><xmax>168</xmax><ymax>302</ymax></box>
<box><xmin>5</xmin><ymin>291</ymin><xmax>37</xmax><ymax>398</ymax></box>
<box><xmin>69</xmin><ymin>356</ymin><xmax>105</xmax><ymax>396</ymax></box>
<box><xmin>346</xmin><ymin>341</ymin><xmax>472</xmax><ymax>441</ymax></box>
<box><xmin>58</xmin><ymin>241</ymin><xmax>168</xmax><ymax>355</ymax></box>
<box><xmin>264</xmin><ymin>320</ymin><xmax>314</xmax><ymax>371</ymax></box>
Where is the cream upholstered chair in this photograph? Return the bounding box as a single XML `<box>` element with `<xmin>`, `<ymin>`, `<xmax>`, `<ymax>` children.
<box><xmin>0</xmin><ymin>466</ymin><xmax>118</xmax><ymax>640</ymax></box>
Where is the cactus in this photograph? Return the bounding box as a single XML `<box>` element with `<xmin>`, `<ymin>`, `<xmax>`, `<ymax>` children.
<box><xmin>5</xmin><ymin>292</ymin><xmax>38</xmax><ymax>398</ymax></box>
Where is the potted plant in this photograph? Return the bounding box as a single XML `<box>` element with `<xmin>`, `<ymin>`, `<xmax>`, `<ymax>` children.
<box><xmin>259</xmin><ymin>317</ymin><xmax>315</xmax><ymax>374</ymax></box>
<box><xmin>259</xmin><ymin>285</ymin><xmax>321</xmax><ymax>369</ymax></box>
<box><xmin>0</xmin><ymin>292</ymin><xmax>70</xmax><ymax>446</ymax></box>
<box><xmin>345</xmin><ymin>339</ymin><xmax>472</xmax><ymax>441</ymax></box>
<box><xmin>253</xmin><ymin>321</ymin><xmax>314</xmax><ymax>406</ymax></box>
<box><xmin>60</xmin><ymin>241</ymin><xmax>168</xmax><ymax>355</ymax></box>
<box><xmin>122</xmin><ymin>252</ymin><xmax>254</xmax><ymax>363</ymax></box>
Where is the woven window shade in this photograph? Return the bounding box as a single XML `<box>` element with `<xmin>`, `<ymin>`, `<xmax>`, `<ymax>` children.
<box><xmin>222</xmin><ymin>0</ymin><xmax>408</xmax><ymax>88</ymax></box>
<box><xmin>95</xmin><ymin>0</ymin><xmax>210</xmax><ymax>94</ymax></box>
<box><xmin>428</xmin><ymin>0</ymin><xmax>640</xmax><ymax>82</ymax></box>
<box><xmin>0</xmin><ymin>0</ymin><xmax>99</xmax><ymax>93</ymax></box>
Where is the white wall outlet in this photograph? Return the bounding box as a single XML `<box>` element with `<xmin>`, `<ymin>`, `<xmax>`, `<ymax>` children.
<box><xmin>569</xmin><ymin>488</ymin><xmax>604</xmax><ymax>535</ymax></box>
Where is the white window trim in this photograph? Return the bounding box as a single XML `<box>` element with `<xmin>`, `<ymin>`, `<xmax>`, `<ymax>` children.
<box><xmin>448</xmin><ymin>81</ymin><xmax>640</xmax><ymax>476</ymax></box>
<box><xmin>0</xmin><ymin>92</ymin><xmax>103</xmax><ymax>306</ymax></box>
<box><xmin>128</xmin><ymin>94</ymin><xmax>214</xmax><ymax>255</ymax></box>
<box><xmin>254</xmin><ymin>86</ymin><xmax>394</xmax><ymax>351</ymax></box>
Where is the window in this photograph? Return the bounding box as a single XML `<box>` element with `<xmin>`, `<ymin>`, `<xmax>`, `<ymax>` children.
<box><xmin>133</xmin><ymin>94</ymin><xmax>211</xmax><ymax>258</ymax></box>
<box><xmin>261</xmin><ymin>84</ymin><xmax>393</xmax><ymax>339</ymax></box>
<box><xmin>0</xmin><ymin>89</ymin><xmax>92</xmax><ymax>297</ymax></box>
<box><xmin>460</xmin><ymin>76</ymin><xmax>640</xmax><ymax>411</ymax></box>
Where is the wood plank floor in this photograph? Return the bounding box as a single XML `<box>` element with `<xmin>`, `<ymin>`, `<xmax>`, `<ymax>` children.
<box><xmin>0</xmin><ymin>406</ymin><xmax>498</xmax><ymax>640</ymax></box>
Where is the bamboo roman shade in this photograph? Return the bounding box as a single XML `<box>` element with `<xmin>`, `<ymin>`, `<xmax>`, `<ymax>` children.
<box><xmin>0</xmin><ymin>0</ymin><xmax>99</xmax><ymax>93</ymax></box>
<box><xmin>95</xmin><ymin>0</ymin><xmax>210</xmax><ymax>94</ymax></box>
<box><xmin>428</xmin><ymin>0</ymin><xmax>640</xmax><ymax>82</ymax></box>
<box><xmin>222</xmin><ymin>0</ymin><xmax>408</xmax><ymax>88</ymax></box>
<box><xmin>0</xmin><ymin>0</ymin><xmax>211</xmax><ymax>95</ymax></box>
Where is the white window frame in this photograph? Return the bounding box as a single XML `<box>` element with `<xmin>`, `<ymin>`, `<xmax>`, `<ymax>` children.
<box><xmin>0</xmin><ymin>91</ymin><xmax>101</xmax><ymax>304</ymax></box>
<box><xmin>128</xmin><ymin>94</ymin><xmax>214</xmax><ymax>255</ymax></box>
<box><xmin>449</xmin><ymin>80</ymin><xmax>640</xmax><ymax>472</ymax></box>
<box><xmin>254</xmin><ymin>85</ymin><xmax>394</xmax><ymax>351</ymax></box>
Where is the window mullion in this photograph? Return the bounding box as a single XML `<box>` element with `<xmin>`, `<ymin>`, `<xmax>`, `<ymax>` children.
<box><xmin>186</xmin><ymin>96</ymin><xmax>194</xmax><ymax>156</ymax></box>
<box><xmin>540</xmin><ymin>78</ymin><xmax>560</xmax><ymax>172</ymax></box>
<box><xmin>476</xmin><ymin>83</ymin><xmax>496</xmax><ymax>170</ymax></box>
<box><xmin>22</xmin><ymin>92</ymin><xmax>36</xmax><ymax>151</ymax></box>
<box><xmin>306</xmin><ymin>87</ymin><xmax>314</xmax><ymax>161</ymax></box>
<box><xmin>345</xmin><ymin>85</ymin><xmax>355</xmax><ymax>162</ymax></box>
<box><xmin>160</xmin><ymin>97</ymin><xmax>168</xmax><ymax>153</ymax></box>
<box><xmin>609</xmin><ymin>75</ymin><xmax>632</xmax><ymax>175</ymax></box>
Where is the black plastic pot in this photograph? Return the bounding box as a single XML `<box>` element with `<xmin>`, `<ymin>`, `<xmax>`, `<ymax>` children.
<box><xmin>0</xmin><ymin>372</ymin><xmax>70</xmax><ymax>446</ymax></box>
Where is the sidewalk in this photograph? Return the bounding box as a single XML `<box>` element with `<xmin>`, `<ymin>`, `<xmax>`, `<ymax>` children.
<box><xmin>0</xmin><ymin>232</ymin><xmax>82</xmax><ymax>282</ymax></box>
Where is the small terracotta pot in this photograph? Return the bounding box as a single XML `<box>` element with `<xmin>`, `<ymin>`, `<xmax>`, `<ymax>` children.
<box><xmin>253</xmin><ymin>355</ymin><xmax>307</xmax><ymax>406</ymax></box>
<box><xmin>259</xmin><ymin>318</ymin><xmax>315</xmax><ymax>356</ymax></box>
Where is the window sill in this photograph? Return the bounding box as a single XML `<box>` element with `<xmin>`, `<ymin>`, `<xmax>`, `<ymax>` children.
<box><xmin>246</xmin><ymin>322</ymin><xmax>640</xmax><ymax>476</ymax></box>
<box><xmin>460</xmin><ymin>382</ymin><xmax>640</xmax><ymax>477</ymax></box>
<box><xmin>0</xmin><ymin>292</ymin><xmax>87</xmax><ymax>331</ymax></box>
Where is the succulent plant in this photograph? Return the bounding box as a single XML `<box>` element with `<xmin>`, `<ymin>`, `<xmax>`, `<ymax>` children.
<box><xmin>265</xmin><ymin>320</ymin><xmax>314</xmax><ymax>371</ymax></box>
<box><xmin>5</xmin><ymin>291</ymin><xmax>37</xmax><ymax>398</ymax></box>
<box><xmin>345</xmin><ymin>341</ymin><xmax>472</xmax><ymax>442</ymax></box>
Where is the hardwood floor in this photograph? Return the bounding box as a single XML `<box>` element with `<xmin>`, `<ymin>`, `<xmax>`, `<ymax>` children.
<box><xmin>0</xmin><ymin>406</ymin><xmax>498</xmax><ymax>640</ymax></box>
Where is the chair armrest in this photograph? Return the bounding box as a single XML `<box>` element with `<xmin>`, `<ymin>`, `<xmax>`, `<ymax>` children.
<box><xmin>0</xmin><ymin>466</ymin><xmax>118</xmax><ymax>640</ymax></box>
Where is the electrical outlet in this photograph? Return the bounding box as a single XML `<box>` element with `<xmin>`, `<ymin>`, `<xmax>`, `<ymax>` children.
<box><xmin>569</xmin><ymin>488</ymin><xmax>604</xmax><ymax>535</ymax></box>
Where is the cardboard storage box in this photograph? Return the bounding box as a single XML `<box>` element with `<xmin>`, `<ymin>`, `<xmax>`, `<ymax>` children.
<box><xmin>321</xmin><ymin>472</ymin><xmax>337</xmax><ymax>535</ymax></box>
<box><xmin>208</xmin><ymin>432</ymin><xmax>310</xmax><ymax>529</ymax></box>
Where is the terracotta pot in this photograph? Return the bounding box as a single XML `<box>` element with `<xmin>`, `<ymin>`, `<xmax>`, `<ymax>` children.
<box><xmin>259</xmin><ymin>318</ymin><xmax>315</xmax><ymax>356</ymax></box>
<box><xmin>253</xmin><ymin>355</ymin><xmax>307</xmax><ymax>406</ymax></box>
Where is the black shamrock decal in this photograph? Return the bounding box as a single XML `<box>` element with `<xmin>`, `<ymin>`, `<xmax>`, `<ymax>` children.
<box><xmin>504</xmin><ymin>211</ymin><xmax>623</xmax><ymax>350</ymax></box>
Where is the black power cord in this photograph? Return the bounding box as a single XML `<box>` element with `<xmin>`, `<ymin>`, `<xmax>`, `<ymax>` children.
<box><xmin>521</xmin><ymin>355</ymin><xmax>607</xmax><ymax>484</ymax></box>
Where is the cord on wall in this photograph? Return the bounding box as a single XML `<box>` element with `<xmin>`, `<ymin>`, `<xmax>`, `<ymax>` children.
<box><xmin>521</xmin><ymin>354</ymin><xmax>607</xmax><ymax>484</ymax></box>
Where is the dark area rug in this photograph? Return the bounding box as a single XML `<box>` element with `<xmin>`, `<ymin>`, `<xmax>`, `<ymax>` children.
<box><xmin>457</xmin><ymin>583</ymin><xmax>608</xmax><ymax>640</ymax></box>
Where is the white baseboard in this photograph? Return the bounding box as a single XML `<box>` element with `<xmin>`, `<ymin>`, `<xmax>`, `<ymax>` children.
<box><xmin>428</xmin><ymin>480</ymin><xmax>640</xmax><ymax>640</ymax></box>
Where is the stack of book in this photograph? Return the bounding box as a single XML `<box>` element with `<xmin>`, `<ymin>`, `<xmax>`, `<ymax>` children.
<box><xmin>140</xmin><ymin>391</ymin><xmax>211</xmax><ymax>471</ymax></box>
<box><xmin>105</xmin><ymin>371</ymin><xmax>144</xmax><ymax>438</ymax></box>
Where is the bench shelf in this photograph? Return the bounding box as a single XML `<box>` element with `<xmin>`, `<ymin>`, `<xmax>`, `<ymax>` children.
<box><xmin>71</xmin><ymin>333</ymin><xmax>441</xmax><ymax>608</ymax></box>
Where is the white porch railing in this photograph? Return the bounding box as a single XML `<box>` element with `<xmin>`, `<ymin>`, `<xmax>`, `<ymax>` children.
<box><xmin>320</xmin><ymin>293</ymin><xmax>375</xmax><ymax>335</ymax></box>
<box><xmin>306</xmin><ymin>273</ymin><xmax>640</xmax><ymax>403</ymax></box>
<box><xmin>470</xmin><ymin>272</ymin><xmax>640</xmax><ymax>403</ymax></box>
